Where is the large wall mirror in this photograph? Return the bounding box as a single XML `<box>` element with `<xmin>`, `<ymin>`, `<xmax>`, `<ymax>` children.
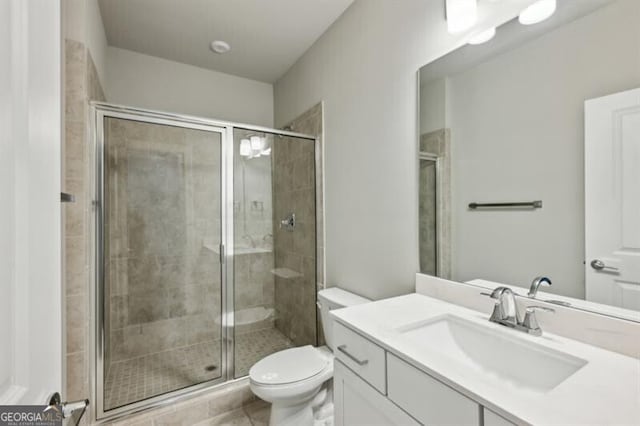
<box><xmin>418</xmin><ymin>0</ymin><xmax>640</xmax><ymax>321</ymax></box>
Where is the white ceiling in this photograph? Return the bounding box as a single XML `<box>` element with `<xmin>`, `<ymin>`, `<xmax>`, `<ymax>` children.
<box><xmin>98</xmin><ymin>0</ymin><xmax>354</xmax><ymax>83</ymax></box>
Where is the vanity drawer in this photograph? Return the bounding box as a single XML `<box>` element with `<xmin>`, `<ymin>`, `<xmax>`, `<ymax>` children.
<box><xmin>333</xmin><ymin>322</ymin><xmax>386</xmax><ymax>393</ymax></box>
<box><xmin>387</xmin><ymin>353</ymin><xmax>480</xmax><ymax>426</ymax></box>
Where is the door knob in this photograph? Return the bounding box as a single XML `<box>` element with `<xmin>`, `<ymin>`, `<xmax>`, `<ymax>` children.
<box><xmin>590</xmin><ymin>259</ymin><xmax>619</xmax><ymax>272</ymax></box>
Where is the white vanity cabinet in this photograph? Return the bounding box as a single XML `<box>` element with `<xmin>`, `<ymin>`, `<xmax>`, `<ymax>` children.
<box><xmin>334</xmin><ymin>360</ymin><xmax>420</xmax><ymax>426</ymax></box>
<box><xmin>333</xmin><ymin>322</ymin><xmax>519</xmax><ymax>426</ymax></box>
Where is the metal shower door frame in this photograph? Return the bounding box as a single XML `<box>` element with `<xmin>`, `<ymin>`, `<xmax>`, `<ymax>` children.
<box><xmin>91</xmin><ymin>104</ymin><xmax>229</xmax><ymax>420</ymax></box>
<box><xmin>89</xmin><ymin>102</ymin><xmax>316</xmax><ymax>422</ymax></box>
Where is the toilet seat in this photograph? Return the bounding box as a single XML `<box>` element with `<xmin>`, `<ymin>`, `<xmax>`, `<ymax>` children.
<box><xmin>249</xmin><ymin>345</ymin><xmax>331</xmax><ymax>385</ymax></box>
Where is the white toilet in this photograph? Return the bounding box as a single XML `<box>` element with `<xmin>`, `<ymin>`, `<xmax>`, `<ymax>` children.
<box><xmin>249</xmin><ymin>287</ymin><xmax>370</xmax><ymax>426</ymax></box>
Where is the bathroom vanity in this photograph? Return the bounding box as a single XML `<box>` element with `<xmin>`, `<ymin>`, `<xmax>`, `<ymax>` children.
<box><xmin>331</xmin><ymin>293</ymin><xmax>640</xmax><ymax>426</ymax></box>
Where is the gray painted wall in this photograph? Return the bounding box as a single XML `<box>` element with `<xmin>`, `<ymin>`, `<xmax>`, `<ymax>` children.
<box><xmin>274</xmin><ymin>0</ymin><xmax>537</xmax><ymax>300</ymax></box>
<box><xmin>106</xmin><ymin>47</ymin><xmax>274</xmax><ymax>127</ymax></box>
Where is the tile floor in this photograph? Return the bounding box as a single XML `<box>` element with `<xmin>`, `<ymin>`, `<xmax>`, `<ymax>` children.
<box><xmin>194</xmin><ymin>399</ymin><xmax>270</xmax><ymax>426</ymax></box>
<box><xmin>104</xmin><ymin>327</ymin><xmax>292</xmax><ymax>410</ymax></box>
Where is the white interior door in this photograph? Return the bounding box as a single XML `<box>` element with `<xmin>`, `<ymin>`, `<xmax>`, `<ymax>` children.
<box><xmin>585</xmin><ymin>88</ymin><xmax>640</xmax><ymax>312</ymax></box>
<box><xmin>0</xmin><ymin>0</ymin><xmax>62</xmax><ymax>405</ymax></box>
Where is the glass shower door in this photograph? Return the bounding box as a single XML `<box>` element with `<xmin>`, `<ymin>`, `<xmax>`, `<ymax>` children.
<box><xmin>100</xmin><ymin>115</ymin><xmax>225</xmax><ymax>412</ymax></box>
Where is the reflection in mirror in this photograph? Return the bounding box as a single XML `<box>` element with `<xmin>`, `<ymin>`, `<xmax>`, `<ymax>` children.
<box><xmin>418</xmin><ymin>0</ymin><xmax>640</xmax><ymax>320</ymax></box>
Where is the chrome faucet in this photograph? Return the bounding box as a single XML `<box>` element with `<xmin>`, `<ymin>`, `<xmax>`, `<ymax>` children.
<box><xmin>482</xmin><ymin>286</ymin><xmax>555</xmax><ymax>336</ymax></box>
<box><xmin>528</xmin><ymin>276</ymin><xmax>552</xmax><ymax>298</ymax></box>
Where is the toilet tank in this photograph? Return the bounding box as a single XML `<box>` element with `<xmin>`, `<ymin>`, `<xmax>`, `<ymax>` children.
<box><xmin>318</xmin><ymin>287</ymin><xmax>370</xmax><ymax>350</ymax></box>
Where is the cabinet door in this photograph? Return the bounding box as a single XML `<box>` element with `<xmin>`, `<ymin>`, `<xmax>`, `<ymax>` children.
<box><xmin>334</xmin><ymin>360</ymin><xmax>419</xmax><ymax>426</ymax></box>
<box><xmin>387</xmin><ymin>354</ymin><xmax>480</xmax><ymax>426</ymax></box>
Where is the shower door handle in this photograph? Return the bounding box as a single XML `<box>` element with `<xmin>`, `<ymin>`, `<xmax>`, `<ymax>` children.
<box><xmin>60</xmin><ymin>192</ymin><xmax>75</xmax><ymax>203</ymax></box>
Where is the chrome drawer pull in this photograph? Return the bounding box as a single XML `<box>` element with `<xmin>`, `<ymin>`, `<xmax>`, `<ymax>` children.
<box><xmin>337</xmin><ymin>345</ymin><xmax>368</xmax><ymax>366</ymax></box>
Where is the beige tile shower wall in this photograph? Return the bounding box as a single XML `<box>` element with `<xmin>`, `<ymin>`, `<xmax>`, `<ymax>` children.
<box><xmin>64</xmin><ymin>38</ymin><xmax>105</xmax><ymax>418</ymax></box>
<box><xmin>234</xmin><ymin>253</ymin><xmax>275</xmax><ymax>318</ymax></box>
<box><xmin>104</xmin><ymin>119</ymin><xmax>222</xmax><ymax>364</ymax></box>
<box><xmin>272</xmin><ymin>104</ymin><xmax>323</xmax><ymax>346</ymax></box>
<box><xmin>284</xmin><ymin>104</ymin><xmax>325</xmax><ymax>287</ymax></box>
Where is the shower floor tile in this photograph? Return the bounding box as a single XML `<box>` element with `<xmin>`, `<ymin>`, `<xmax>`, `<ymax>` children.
<box><xmin>104</xmin><ymin>340</ymin><xmax>222</xmax><ymax>410</ymax></box>
<box><xmin>104</xmin><ymin>327</ymin><xmax>293</xmax><ymax>411</ymax></box>
<box><xmin>234</xmin><ymin>327</ymin><xmax>295</xmax><ymax>377</ymax></box>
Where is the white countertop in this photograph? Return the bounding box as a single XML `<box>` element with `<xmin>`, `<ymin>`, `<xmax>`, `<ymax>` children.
<box><xmin>331</xmin><ymin>293</ymin><xmax>640</xmax><ymax>426</ymax></box>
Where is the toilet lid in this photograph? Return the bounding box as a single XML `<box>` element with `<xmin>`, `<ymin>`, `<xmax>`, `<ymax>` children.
<box><xmin>249</xmin><ymin>345</ymin><xmax>329</xmax><ymax>385</ymax></box>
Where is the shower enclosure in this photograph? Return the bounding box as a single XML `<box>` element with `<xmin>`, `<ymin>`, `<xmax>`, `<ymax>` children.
<box><xmin>91</xmin><ymin>103</ymin><xmax>318</xmax><ymax>419</ymax></box>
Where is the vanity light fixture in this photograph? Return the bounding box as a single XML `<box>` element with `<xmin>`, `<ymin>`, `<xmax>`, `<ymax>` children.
<box><xmin>518</xmin><ymin>0</ymin><xmax>556</xmax><ymax>25</ymax></box>
<box><xmin>468</xmin><ymin>27</ymin><xmax>496</xmax><ymax>45</ymax></box>
<box><xmin>446</xmin><ymin>0</ymin><xmax>477</xmax><ymax>34</ymax></box>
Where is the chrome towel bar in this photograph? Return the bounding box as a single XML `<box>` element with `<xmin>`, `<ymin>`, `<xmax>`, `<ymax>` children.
<box><xmin>468</xmin><ymin>200</ymin><xmax>542</xmax><ymax>209</ymax></box>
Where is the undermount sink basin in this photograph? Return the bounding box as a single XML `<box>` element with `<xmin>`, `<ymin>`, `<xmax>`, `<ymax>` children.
<box><xmin>397</xmin><ymin>315</ymin><xmax>587</xmax><ymax>392</ymax></box>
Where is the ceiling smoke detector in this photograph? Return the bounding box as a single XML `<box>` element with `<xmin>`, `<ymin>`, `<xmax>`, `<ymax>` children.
<box><xmin>209</xmin><ymin>40</ymin><xmax>231</xmax><ymax>54</ymax></box>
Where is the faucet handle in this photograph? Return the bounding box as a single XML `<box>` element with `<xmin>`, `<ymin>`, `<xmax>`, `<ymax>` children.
<box><xmin>481</xmin><ymin>288</ymin><xmax>517</xmax><ymax>324</ymax></box>
<box><xmin>525</xmin><ymin>305</ymin><xmax>555</xmax><ymax>314</ymax></box>
<box><xmin>522</xmin><ymin>305</ymin><xmax>555</xmax><ymax>336</ymax></box>
<box><xmin>480</xmin><ymin>287</ymin><xmax>513</xmax><ymax>299</ymax></box>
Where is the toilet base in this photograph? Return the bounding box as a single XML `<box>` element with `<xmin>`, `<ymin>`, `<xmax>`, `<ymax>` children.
<box><xmin>269</xmin><ymin>399</ymin><xmax>315</xmax><ymax>426</ymax></box>
<box><xmin>265</xmin><ymin>382</ymin><xmax>332</xmax><ymax>426</ymax></box>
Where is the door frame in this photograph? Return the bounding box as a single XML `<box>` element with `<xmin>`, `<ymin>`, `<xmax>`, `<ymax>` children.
<box><xmin>0</xmin><ymin>0</ymin><xmax>62</xmax><ymax>406</ymax></box>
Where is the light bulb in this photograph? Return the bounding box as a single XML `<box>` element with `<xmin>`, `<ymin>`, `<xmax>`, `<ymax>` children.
<box><xmin>446</xmin><ymin>0</ymin><xmax>477</xmax><ymax>34</ymax></box>
<box><xmin>250</xmin><ymin>135</ymin><xmax>263</xmax><ymax>151</ymax></box>
<box><xmin>468</xmin><ymin>27</ymin><xmax>496</xmax><ymax>45</ymax></box>
<box><xmin>519</xmin><ymin>0</ymin><xmax>556</xmax><ymax>25</ymax></box>
<box><xmin>240</xmin><ymin>139</ymin><xmax>251</xmax><ymax>156</ymax></box>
